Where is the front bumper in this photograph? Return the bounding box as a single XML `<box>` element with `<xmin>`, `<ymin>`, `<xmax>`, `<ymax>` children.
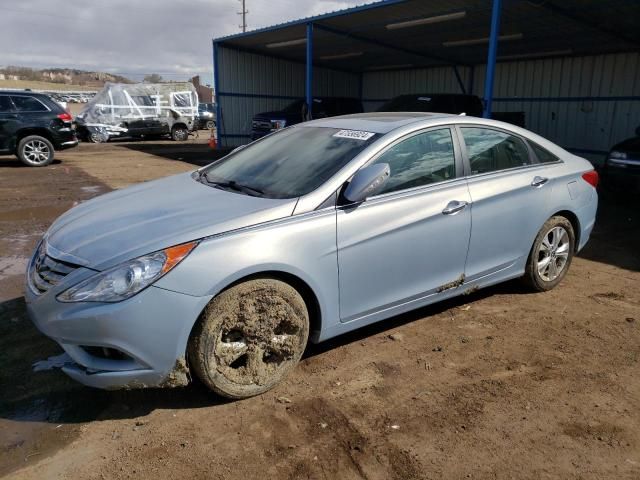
<box><xmin>601</xmin><ymin>160</ymin><xmax>640</xmax><ymax>189</ymax></box>
<box><xmin>26</xmin><ymin>278</ymin><xmax>212</xmax><ymax>389</ymax></box>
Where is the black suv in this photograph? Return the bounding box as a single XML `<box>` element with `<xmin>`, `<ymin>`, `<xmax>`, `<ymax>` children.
<box><xmin>251</xmin><ymin>97</ymin><xmax>363</xmax><ymax>140</ymax></box>
<box><xmin>0</xmin><ymin>91</ymin><xmax>78</xmax><ymax>166</ymax></box>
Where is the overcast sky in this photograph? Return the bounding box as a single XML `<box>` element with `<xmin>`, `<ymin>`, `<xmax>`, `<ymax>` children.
<box><xmin>1</xmin><ymin>0</ymin><xmax>363</xmax><ymax>85</ymax></box>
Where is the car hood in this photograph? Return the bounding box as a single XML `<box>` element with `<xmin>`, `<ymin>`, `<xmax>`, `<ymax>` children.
<box><xmin>45</xmin><ymin>172</ymin><xmax>297</xmax><ymax>270</ymax></box>
<box><xmin>612</xmin><ymin>136</ymin><xmax>640</xmax><ymax>156</ymax></box>
<box><xmin>253</xmin><ymin>111</ymin><xmax>301</xmax><ymax>122</ymax></box>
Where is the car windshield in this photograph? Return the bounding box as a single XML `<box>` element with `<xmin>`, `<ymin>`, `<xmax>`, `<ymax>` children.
<box><xmin>201</xmin><ymin>126</ymin><xmax>381</xmax><ymax>199</ymax></box>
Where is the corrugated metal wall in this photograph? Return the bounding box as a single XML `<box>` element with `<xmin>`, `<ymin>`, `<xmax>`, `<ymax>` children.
<box><xmin>362</xmin><ymin>52</ymin><xmax>640</xmax><ymax>163</ymax></box>
<box><xmin>217</xmin><ymin>45</ymin><xmax>360</xmax><ymax>146</ymax></box>
<box><xmin>362</xmin><ymin>66</ymin><xmax>472</xmax><ymax>111</ymax></box>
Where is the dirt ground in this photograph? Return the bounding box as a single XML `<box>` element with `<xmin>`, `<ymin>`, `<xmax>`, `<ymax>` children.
<box><xmin>1</xmin><ymin>139</ymin><xmax>639</xmax><ymax>480</ymax></box>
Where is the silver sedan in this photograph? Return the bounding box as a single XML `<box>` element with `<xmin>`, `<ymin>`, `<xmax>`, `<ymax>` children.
<box><xmin>26</xmin><ymin>113</ymin><xmax>598</xmax><ymax>398</ymax></box>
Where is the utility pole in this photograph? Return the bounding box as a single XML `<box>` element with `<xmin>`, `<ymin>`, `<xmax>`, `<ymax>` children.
<box><xmin>237</xmin><ymin>0</ymin><xmax>248</xmax><ymax>32</ymax></box>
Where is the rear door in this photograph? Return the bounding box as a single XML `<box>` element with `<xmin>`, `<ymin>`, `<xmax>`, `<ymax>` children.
<box><xmin>457</xmin><ymin>125</ymin><xmax>552</xmax><ymax>281</ymax></box>
<box><xmin>337</xmin><ymin>127</ymin><xmax>472</xmax><ymax>322</ymax></box>
<box><xmin>0</xmin><ymin>95</ymin><xmax>19</xmax><ymax>151</ymax></box>
<box><xmin>10</xmin><ymin>95</ymin><xmax>51</xmax><ymax>131</ymax></box>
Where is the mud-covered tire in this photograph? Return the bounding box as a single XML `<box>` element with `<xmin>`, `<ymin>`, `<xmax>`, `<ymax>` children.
<box><xmin>17</xmin><ymin>135</ymin><xmax>54</xmax><ymax>167</ymax></box>
<box><xmin>523</xmin><ymin>216</ymin><xmax>575</xmax><ymax>292</ymax></box>
<box><xmin>188</xmin><ymin>279</ymin><xmax>309</xmax><ymax>399</ymax></box>
<box><xmin>171</xmin><ymin>125</ymin><xmax>189</xmax><ymax>141</ymax></box>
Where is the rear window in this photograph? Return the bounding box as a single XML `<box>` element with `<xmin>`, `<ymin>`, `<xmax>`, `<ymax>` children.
<box><xmin>0</xmin><ymin>96</ymin><xmax>14</xmax><ymax>113</ymax></box>
<box><xmin>11</xmin><ymin>96</ymin><xmax>49</xmax><ymax>112</ymax></box>
<box><xmin>530</xmin><ymin>142</ymin><xmax>559</xmax><ymax>163</ymax></box>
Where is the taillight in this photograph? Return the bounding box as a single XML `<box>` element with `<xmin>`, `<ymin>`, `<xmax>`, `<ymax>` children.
<box><xmin>581</xmin><ymin>170</ymin><xmax>599</xmax><ymax>188</ymax></box>
<box><xmin>57</xmin><ymin>112</ymin><xmax>73</xmax><ymax>122</ymax></box>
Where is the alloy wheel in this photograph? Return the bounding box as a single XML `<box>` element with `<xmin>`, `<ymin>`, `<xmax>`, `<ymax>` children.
<box><xmin>23</xmin><ymin>140</ymin><xmax>51</xmax><ymax>165</ymax></box>
<box><xmin>537</xmin><ymin>225</ymin><xmax>570</xmax><ymax>281</ymax></box>
<box><xmin>213</xmin><ymin>295</ymin><xmax>306</xmax><ymax>386</ymax></box>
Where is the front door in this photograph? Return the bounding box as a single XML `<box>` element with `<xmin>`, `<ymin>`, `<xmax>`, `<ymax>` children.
<box><xmin>337</xmin><ymin>127</ymin><xmax>472</xmax><ymax>323</ymax></box>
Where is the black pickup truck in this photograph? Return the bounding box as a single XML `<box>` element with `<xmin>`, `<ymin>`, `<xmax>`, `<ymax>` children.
<box><xmin>251</xmin><ymin>97</ymin><xmax>363</xmax><ymax>140</ymax></box>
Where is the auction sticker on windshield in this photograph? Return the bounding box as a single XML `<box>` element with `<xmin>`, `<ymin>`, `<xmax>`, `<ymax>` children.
<box><xmin>333</xmin><ymin>129</ymin><xmax>375</xmax><ymax>141</ymax></box>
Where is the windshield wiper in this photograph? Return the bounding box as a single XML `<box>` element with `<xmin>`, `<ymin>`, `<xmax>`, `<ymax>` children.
<box><xmin>201</xmin><ymin>172</ymin><xmax>265</xmax><ymax>197</ymax></box>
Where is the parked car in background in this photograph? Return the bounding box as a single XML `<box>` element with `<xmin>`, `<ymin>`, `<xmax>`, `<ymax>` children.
<box><xmin>75</xmin><ymin>82</ymin><xmax>198</xmax><ymax>143</ymax></box>
<box><xmin>378</xmin><ymin>93</ymin><xmax>526</xmax><ymax>127</ymax></box>
<box><xmin>251</xmin><ymin>97</ymin><xmax>363</xmax><ymax>140</ymax></box>
<box><xmin>26</xmin><ymin>112</ymin><xmax>597</xmax><ymax>398</ymax></box>
<box><xmin>0</xmin><ymin>90</ymin><xmax>77</xmax><ymax>166</ymax></box>
<box><xmin>198</xmin><ymin>103</ymin><xmax>216</xmax><ymax>129</ymax></box>
<box><xmin>378</xmin><ymin>93</ymin><xmax>484</xmax><ymax>117</ymax></box>
<box><xmin>601</xmin><ymin>126</ymin><xmax>640</xmax><ymax>188</ymax></box>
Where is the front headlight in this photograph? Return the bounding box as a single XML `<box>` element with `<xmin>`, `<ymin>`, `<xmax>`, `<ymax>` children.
<box><xmin>270</xmin><ymin>119</ymin><xmax>287</xmax><ymax>130</ymax></box>
<box><xmin>609</xmin><ymin>151</ymin><xmax>627</xmax><ymax>160</ymax></box>
<box><xmin>57</xmin><ymin>241</ymin><xmax>197</xmax><ymax>303</ymax></box>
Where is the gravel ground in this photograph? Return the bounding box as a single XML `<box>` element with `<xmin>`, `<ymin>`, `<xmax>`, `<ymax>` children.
<box><xmin>1</xmin><ymin>139</ymin><xmax>639</xmax><ymax>480</ymax></box>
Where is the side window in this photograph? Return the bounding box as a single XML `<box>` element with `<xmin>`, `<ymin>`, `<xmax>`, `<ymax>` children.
<box><xmin>530</xmin><ymin>142</ymin><xmax>559</xmax><ymax>163</ymax></box>
<box><xmin>461</xmin><ymin>127</ymin><xmax>531</xmax><ymax>174</ymax></box>
<box><xmin>371</xmin><ymin>128</ymin><xmax>456</xmax><ymax>195</ymax></box>
<box><xmin>0</xmin><ymin>96</ymin><xmax>14</xmax><ymax>113</ymax></box>
<box><xmin>11</xmin><ymin>96</ymin><xmax>48</xmax><ymax>112</ymax></box>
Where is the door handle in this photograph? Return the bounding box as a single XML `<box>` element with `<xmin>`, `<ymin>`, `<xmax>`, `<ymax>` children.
<box><xmin>442</xmin><ymin>200</ymin><xmax>469</xmax><ymax>215</ymax></box>
<box><xmin>531</xmin><ymin>176</ymin><xmax>549</xmax><ymax>187</ymax></box>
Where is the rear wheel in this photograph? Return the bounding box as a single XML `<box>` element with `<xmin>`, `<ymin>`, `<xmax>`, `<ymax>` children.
<box><xmin>205</xmin><ymin>120</ymin><xmax>215</xmax><ymax>129</ymax></box>
<box><xmin>17</xmin><ymin>135</ymin><xmax>54</xmax><ymax>167</ymax></box>
<box><xmin>524</xmin><ymin>216</ymin><xmax>575</xmax><ymax>291</ymax></box>
<box><xmin>189</xmin><ymin>279</ymin><xmax>309</xmax><ymax>399</ymax></box>
<box><xmin>171</xmin><ymin>125</ymin><xmax>189</xmax><ymax>141</ymax></box>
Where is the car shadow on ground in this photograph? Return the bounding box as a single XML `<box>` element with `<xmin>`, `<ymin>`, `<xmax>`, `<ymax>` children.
<box><xmin>0</xmin><ymin>158</ymin><xmax>62</xmax><ymax>168</ymax></box>
<box><xmin>578</xmin><ymin>188</ymin><xmax>640</xmax><ymax>272</ymax></box>
<box><xmin>116</xmin><ymin>141</ymin><xmax>232</xmax><ymax>167</ymax></box>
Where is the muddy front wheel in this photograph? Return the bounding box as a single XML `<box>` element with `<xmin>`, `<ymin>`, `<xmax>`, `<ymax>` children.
<box><xmin>189</xmin><ymin>279</ymin><xmax>309</xmax><ymax>399</ymax></box>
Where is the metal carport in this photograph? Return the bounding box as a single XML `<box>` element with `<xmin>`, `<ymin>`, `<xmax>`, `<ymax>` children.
<box><xmin>212</xmin><ymin>0</ymin><xmax>640</xmax><ymax>162</ymax></box>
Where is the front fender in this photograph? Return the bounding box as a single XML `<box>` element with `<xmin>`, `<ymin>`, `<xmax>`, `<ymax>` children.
<box><xmin>155</xmin><ymin>209</ymin><xmax>339</xmax><ymax>341</ymax></box>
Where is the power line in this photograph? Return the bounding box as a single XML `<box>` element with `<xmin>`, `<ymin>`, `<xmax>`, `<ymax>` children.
<box><xmin>237</xmin><ymin>0</ymin><xmax>248</xmax><ymax>32</ymax></box>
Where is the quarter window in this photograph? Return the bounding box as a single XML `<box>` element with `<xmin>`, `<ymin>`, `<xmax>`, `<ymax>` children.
<box><xmin>0</xmin><ymin>96</ymin><xmax>14</xmax><ymax>113</ymax></box>
<box><xmin>371</xmin><ymin>128</ymin><xmax>456</xmax><ymax>195</ymax></box>
<box><xmin>11</xmin><ymin>96</ymin><xmax>48</xmax><ymax>112</ymax></box>
<box><xmin>530</xmin><ymin>142</ymin><xmax>559</xmax><ymax>163</ymax></box>
<box><xmin>461</xmin><ymin>127</ymin><xmax>531</xmax><ymax>174</ymax></box>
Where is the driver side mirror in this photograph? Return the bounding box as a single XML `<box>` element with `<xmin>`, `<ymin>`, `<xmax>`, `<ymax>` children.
<box><xmin>343</xmin><ymin>163</ymin><xmax>391</xmax><ymax>204</ymax></box>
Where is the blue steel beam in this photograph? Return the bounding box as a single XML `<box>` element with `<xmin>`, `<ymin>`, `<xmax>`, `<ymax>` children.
<box><xmin>306</xmin><ymin>22</ymin><xmax>314</xmax><ymax>119</ymax></box>
<box><xmin>482</xmin><ymin>0</ymin><xmax>502</xmax><ymax>118</ymax></box>
<box><xmin>212</xmin><ymin>40</ymin><xmax>222</xmax><ymax>149</ymax></box>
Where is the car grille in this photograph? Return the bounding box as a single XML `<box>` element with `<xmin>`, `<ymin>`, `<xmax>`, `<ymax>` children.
<box><xmin>30</xmin><ymin>248</ymin><xmax>79</xmax><ymax>294</ymax></box>
<box><xmin>252</xmin><ymin>120</ymin><xmax>271</xmax><ymax>130</ymax></box>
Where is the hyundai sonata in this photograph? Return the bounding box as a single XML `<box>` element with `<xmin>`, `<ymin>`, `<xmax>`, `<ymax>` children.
<box><xmin>26</xmin><ymin>113</ymin><xmax>598</xmax><ymax>398</ymax></box>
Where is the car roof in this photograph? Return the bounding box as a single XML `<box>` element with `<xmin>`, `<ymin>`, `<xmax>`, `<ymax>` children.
<box><xmin>0</xmin><ymin>90</ymin><xmax>50</xmax><ymax>97</ymax></box>
<box><xmin>301</xmin><ymin>112</ymin><xmax>457</xmax><ymax>134</ymax></box>
<box><xmin>391</xmin><ymin>93</ymin><xmax>478</xmax><ymax>98</ymax></box>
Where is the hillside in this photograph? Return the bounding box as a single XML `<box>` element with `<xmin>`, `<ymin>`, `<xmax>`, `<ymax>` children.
<box><xmin>0</xmin><ymin>79</ymin><xmax>99</xmax><ymax>91</ymax></box>
<box><xmin>0</xmin><ymin>66</ymin><xmax>132</xmax><ymax>89</ymax></box>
